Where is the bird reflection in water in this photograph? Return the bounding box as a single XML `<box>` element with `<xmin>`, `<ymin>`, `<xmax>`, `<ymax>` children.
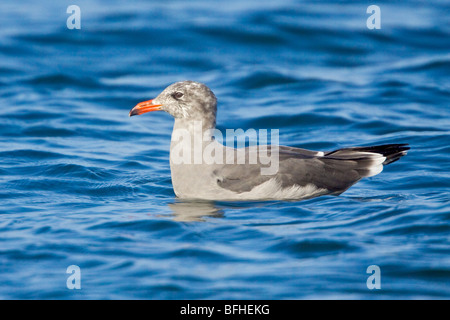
<box><xmin>167</xmin><ymin>200</ymin><xmax>224</xmax><ymax>222</ymax></box>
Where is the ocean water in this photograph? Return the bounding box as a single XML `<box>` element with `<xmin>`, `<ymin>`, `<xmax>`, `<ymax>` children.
<box><xmin>0</xmin><ymin>0</ymin><xmax>449</xmax><ymax>299</ymax></box>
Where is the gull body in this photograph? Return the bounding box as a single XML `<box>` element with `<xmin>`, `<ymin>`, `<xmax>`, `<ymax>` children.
<box><xmin>129</xmin><ymin>81</ymin><xmax>409</xmax><ymax>201</ymax></box>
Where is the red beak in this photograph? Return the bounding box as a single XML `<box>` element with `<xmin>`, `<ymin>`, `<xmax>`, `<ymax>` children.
<box><xmin>129</xmin><ymin>99</ymin><xmax>162</xmax><ymax>117</ymax></box>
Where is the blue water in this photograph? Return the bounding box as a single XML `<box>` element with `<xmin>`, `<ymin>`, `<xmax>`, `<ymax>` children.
<box><xmin>0</xmin><ymin>0</ymin><xmax>449</xmax><ymax>299</ymax></box>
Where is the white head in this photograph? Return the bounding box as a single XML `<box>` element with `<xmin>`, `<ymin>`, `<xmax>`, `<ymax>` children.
<box><xmin>129</xmin><ymin>81</ymin><xmax>217</xmax><ymax>128</ymax></box>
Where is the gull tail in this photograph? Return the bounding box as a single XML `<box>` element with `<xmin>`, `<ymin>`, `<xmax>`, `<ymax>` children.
<box><xmin>323</xmin><ymin>143</ymin><xmax>410</xmax><ymax>178</ymax></box>
<box><xmin>326</xmin><ymin>144</ymin><xmax>410</xmax><ymax>165</ymax></box>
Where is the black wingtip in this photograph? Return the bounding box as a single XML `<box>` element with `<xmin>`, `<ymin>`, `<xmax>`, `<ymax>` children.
<box><xmin>325</xmin><ymin>143</ymin><xmax>410</xmax><ymax>165</ymax></box>
<box><xmin>359</xmin><ymin>144</ymin><xmax>410</xmax><ymax>165</ymax></box>
<box><xmin>358</xmin><ymin>143</ymin><xmax>410</xmax><ymax>154</ymax></box>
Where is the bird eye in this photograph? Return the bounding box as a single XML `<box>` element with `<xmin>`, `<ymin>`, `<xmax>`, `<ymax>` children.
<box><xmin>172</xmin><ymin>92</ymin><xmax>184</xmax><ymax>99</ymax></box>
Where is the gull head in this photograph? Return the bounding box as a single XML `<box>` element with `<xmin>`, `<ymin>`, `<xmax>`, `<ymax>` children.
<box><xmin>129</xmin><ymin>81</ymin><xmax>217</xmax><ymax>125</ymax></box>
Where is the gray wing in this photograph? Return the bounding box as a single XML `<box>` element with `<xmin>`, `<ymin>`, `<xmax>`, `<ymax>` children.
<box><xmin>213</xmin><ymin>145</ymin><xmax>385</xmax><ymax>194</ymax></box>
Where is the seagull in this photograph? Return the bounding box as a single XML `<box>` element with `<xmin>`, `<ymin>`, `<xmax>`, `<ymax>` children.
<box><xmin>129</xmin><ymin>80</ymin><xmax>409</xmax><ymax>200</ymax></box>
